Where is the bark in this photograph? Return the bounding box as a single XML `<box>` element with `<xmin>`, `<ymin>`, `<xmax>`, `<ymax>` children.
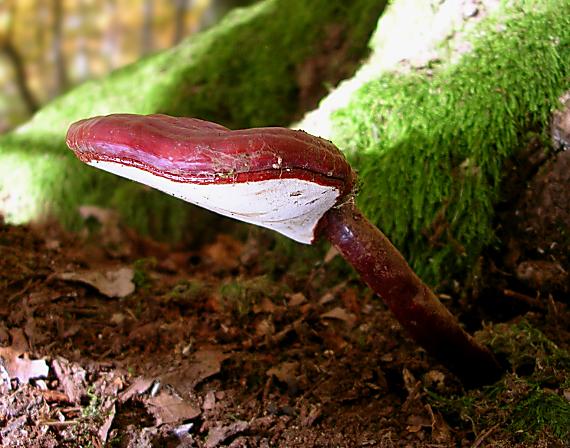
<box><xmin>172</xmin><ymin>0</ymin><xmax>188</xmax><ymax>45</ymax></box>
<box><xmin>51</xmin><ymin>0</ymin><xmax>69</xmax><ymax>96</ymax></box>
<box><xmin>103</xmin><ymin>0</ymin><xmax>120</xmax><ymax>71</ymax></box>
<box><xmin>141</xmin><ymin>0</ymin><xmax>154</xmax><ymax>55</ymax></box>
<box><xmin>1</xmin><ymin>2</ymin><xmax>39</xmax><ymax>114</ymax></box>
<box><xmin>1</xmin><ymin>41</ymin><xmax>39</xmax><ymax>114</ymax></box>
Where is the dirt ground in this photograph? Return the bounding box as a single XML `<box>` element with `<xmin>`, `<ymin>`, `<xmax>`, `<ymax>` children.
<box><xmin>0</xmin><ymin>198</ymin><xmax>568</xmax><ymax>448</ymax></box>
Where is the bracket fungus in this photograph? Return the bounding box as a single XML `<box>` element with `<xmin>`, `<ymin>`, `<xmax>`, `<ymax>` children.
<box><xmin>67</xmin><ymin>114</ymin><xmax>501</xmax><ymax>387</ymax></box>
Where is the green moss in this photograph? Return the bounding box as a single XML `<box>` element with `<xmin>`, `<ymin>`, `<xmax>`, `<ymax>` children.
<box><xmin>428</xmin><ymin>320</ymin><xmax>570</xmax><ymax>444</ymax></box>
<box><xmin>165</xmin><ymin>279</ymin><xmax>206</xmax><ymax>305</ymax></box>
<box><xmin>218</xmin><ymin>275</ymin><xmax>283</xmax><ymax>319</ymax></box>
<box><xmin>509</xmin><ymin>389</ymin><xmax>570</xmax><ymax>441</ymax></box>
<box><xmin>0</xmin><ymin>0</ymin><xmax>386</xmax><ymax>236</ymax></box>
<box><xmin>331</xmin><ymin>0</ymin><xmax>570</xmax><ymax>286</ymax></box>
<box><xmin>132</xmin><ymin>258</ymin><xmax>158</xmax><ymax>290</ymax></box>
<box><xmin>479</xmin><ymin>320</ymin><xmax>570</xmax><ymax>378</ymax></box>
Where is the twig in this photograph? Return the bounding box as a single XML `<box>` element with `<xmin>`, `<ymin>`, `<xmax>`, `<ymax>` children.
<box><xmin>471</xmin><ymin>423</ymin><xmax>500</xmax><ymax>448</ymax></box>
<box><xmin>39</xmin><ymin>420</ymin><xmax>80</xmax><ymax>427</ymax></box>
<box><xmin>503</xmin><ymin>289</ymin><xmax>544</xmax><ymax>309</ymax></box>
<box><xmin>7</xmin><ymin>279</ymin><xmax>37</xmax><ymax>303</ymax></box>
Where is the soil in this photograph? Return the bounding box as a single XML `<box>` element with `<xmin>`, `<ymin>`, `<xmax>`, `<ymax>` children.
<box><xmin>0</xmin><ymin>202</ymin><xmax>568</xmax><ymax>448</ymax></box>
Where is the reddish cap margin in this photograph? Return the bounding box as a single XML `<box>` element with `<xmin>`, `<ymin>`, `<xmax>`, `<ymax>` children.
<box><xmin>66</xmin><ymin>114</ymin><xmax>355</xmax><ymax>197</ymax></box>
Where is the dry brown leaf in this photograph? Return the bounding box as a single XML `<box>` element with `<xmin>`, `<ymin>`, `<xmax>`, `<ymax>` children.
<box><xmin>161</xmin><ymin>348</ymin><xmax>230</xmax><ymax>393</ymax></box>
<box><xmin>253</xmin><ymin>297</ymin><xmax>279</xmax><ymax>314</ymax></box>
<box><xmin>426</xmin><ymin>404</ymin><xmax>453</xmax><ymax>443</ymax></box>
<box><xmin>266</xmin><ymin>361</ymin><xmax>299</xmax><ymax>384</ymax></box>
<box><xmin>321</xmin><ymin>307</ymin><xmax>357</xmax><ymax>326</ymax></box>
<box><xmin>205</xmin><ymin>421</ymin><xmax>249</xmax><ymax>448</ymax></box>
<box><xmin>0</xmin><ymin>328</ymin><xmax>48</xmax><ymax>385</ymax></box>
<box><xmin>323</xmin><ymin>246</ymin><xmax>339</xmax><ymax>263</ymax></box>
<box><xmin>119</xmin><ymin>377</ymin><xmax>154</xmax><ymax>403</ymax></box>
<box><xmin>0</xmin><ymin>346</ymin><xmax>49</xmax><ymax>385</ymax></box>
<box><xmin>406</xmin><ymin>413</ymin><xmax>432</xmax><ymax>433</ymax></box>
<box><xmin>255</xmin><ymin>318</ymin><xmax>275</xmax><ymax>338</ymax></box>
<box><xmin>341</xmin><ymin>287</ymin><xmax>361</xmax><ymax>314</ymax></box>
<box><xmin>98</xmin><ymin>403</ymin><xmax>116</xmax><ymax>443</ymax></box>
<box><xmin>287</xmin><ymin>292</ymin><xmax>307</xmax><ymax>307</ymax></box>
<box><xmin>318</xmin><ymin>282</ymin><xmax>347</xmax><ymax>305</ymax></box>
<box><xmin>57</xmin><ymin>266</ymin><xmax>135</xmax><ymax>298</ymax></box>
<box><xmin>188</xmin><ymin>349</ymin><xmax>229</xmax><ymax>386</ymax></box>
<box><xmin>52</xmin><ymin>357</ymin><xmax>87</xmax><ymax>404</ymax></box>
<box><xmin>202</xmin><ymin>234</ymin><xmax>243</xmax><ymax>271</ymax></box>
<box><xmin>146</xmin><ymin>390</ymin><xmax>201</xmax><ymax>425</ymax></box>
<box><xmin>40</xmin><ymin>389</ymin><xmax>71</xmax><ymax>403</ymax></box>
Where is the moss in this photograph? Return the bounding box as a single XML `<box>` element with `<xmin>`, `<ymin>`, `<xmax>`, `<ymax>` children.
<box><xmin>509</xmin><ymin>389</ymin><xmax>570</xmax><ymax>441</ymax></box>
<box><xmin>331</xmin><ymin>0</ymin><xmax>570</xmax><ymax>286</ymax></box>
<box><xmin>0</xmin><ymin>0</ymin><xmax>386</xmax><ymax>236</ymax></box>
<box><xmin>132</xmin><ymin>258</ymin><xmax>158</xmax><ymax>290</ymax></box>
<box><xmin>218</xmin><ymin>275</ymin><xmax>283</xmax><ymax>319</ymax></box>
<box><xmin>479</xmin><ymin>320</ymin><xmax>570</xmax><ymax>379</ymax></box>
<box><xmin>165</xmin><ymin>279</ymin><xmax>206</xmax><ymax>305</ymax></box>
<box><xmin>428</xmin><ymin>320</ymin><xmax>570</xmax><ymax>444</ymax></box>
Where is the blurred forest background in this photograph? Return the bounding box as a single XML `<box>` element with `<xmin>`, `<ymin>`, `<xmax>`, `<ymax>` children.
<box><xmin>0</xmin><ymin>0</ymin><xmax>253</xmax><ymax>133</ymax></box>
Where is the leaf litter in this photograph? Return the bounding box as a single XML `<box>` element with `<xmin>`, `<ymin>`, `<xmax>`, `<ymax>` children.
<box><xmin>0</xmin><ymin>216</ymin><xmax>568</xmax><ymax>447</ymax></box>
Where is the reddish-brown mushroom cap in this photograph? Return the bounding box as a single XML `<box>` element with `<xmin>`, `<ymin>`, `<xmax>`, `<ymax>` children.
<box><xmin>66</xmin><ymin>114</ymin><xmax>356</xmax><ymax>244</ymax></box>
<box><xmin>67</xmin><ymin>113</ymin><xmax>355</xmax><ymax>193</ymax></box>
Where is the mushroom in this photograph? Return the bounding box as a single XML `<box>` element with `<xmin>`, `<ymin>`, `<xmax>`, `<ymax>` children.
<box><xmin>67</xmin><ymin>114</ymin><xmax>501</xmax><ymax>386</ymax></box>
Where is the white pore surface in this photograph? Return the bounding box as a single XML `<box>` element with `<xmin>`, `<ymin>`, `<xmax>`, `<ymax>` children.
<box><xmin>90</xmin><ymin>160</ymin><xmax>340</xmax><ymax>244</ymax></box>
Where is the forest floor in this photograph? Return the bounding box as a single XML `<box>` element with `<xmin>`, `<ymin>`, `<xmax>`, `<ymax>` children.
<box><xmin>0</xmin><ymin>214</ymin><xmax>568</xmax><ymax>448</ymax></box>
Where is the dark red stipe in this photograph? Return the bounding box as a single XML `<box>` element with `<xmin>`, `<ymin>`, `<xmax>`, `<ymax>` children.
<box><xmin>319</xmin><ymin>201</ymin><xmax>502</xmax><ymax>387</ymax></box>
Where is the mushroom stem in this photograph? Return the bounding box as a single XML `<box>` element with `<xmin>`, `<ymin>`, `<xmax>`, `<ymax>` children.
<box><xmin>319</xmin><ymin>200</ymin><xmax>501</xmax><ymax>387</ymax></box>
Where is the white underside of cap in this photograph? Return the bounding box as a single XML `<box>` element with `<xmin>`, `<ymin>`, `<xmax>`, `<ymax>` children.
<box><xmin>90</xmin><ymin>160</ymin><xmax>339</xmax><ymax>244</ymax></box>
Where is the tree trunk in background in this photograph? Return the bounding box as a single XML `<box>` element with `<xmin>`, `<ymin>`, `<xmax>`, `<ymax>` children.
<box><xmin>74</xmin><ymin>0</ymin><xmax>91</xmax><ymax>82</ymax></box>
<box><xmin>1</xmin><ymin>42</ymin><xmax>39</xmax><ymax>114</ymax></box>
<box><xmin>1</xmin><ymin>2</ymin><xmax>38</xmax><ymax>114</ymax></box>
<box><xmin>141</xmin><ymin>0</ymin><xmax>154</xmax><ymax>55</ymax></box>
<box><xmin>33</xmin><ymin>0</ymin><xmax>49</xmax><ymax>104</ymax></box>
<box><xmin>204</xmin><ymin>0</ymin><xmax>256</xmax><ymax>30</ymax></box>
<box><xmin>172</xmin><ymin>0</ymin><xmax>188</xmax><ymax>45</ymax></box>
<box><xmin>51</xmin><ymin>0</ymin><xmax>69</xmax><ymax>97</ymax></box>
<box><xmin>103</xmin><ymin>0</ymin><xmax>120</xmax><ymax>71</ymax></box>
